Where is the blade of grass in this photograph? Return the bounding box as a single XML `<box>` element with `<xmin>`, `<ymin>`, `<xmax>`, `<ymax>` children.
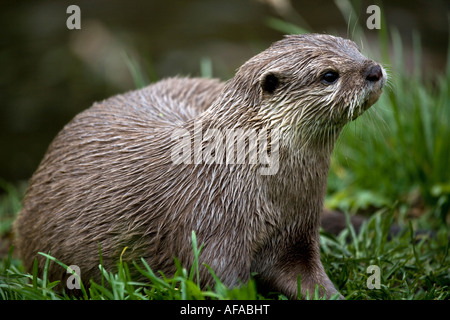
<box><xmin>38</xmin><ymin>252</ymin><xmax>88</xmax><ymax>299</ymax></box>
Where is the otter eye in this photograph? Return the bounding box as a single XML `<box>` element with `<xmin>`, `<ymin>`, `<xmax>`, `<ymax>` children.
<box><xmin>321</xmin><ymin>71</ymin><xmax>339</xmax><ymax>85</ymax></box>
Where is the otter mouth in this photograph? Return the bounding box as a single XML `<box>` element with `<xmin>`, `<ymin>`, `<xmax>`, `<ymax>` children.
<box><xmin>344</xmin><ymin>65</ymin><xmax>387</xmax><ymax>123</ymax></box>
<box><xmin>329</xmin><ymin>87</ymin><xmax>383</xmax><ymax>127</ymax></box>
<box><xmin>355</xmin><ymin>87</ymin><xmax>383</xmax><ymax>118</ymax></box>
<box><xmin>351</xmin><ymin>94</ymin><xmax>378</xmax><ymax>120</ymax></box>
<box><xmin>347</xmin><ymin>85</ymin><xmax>383</xmax><ymax>121</ymax></box>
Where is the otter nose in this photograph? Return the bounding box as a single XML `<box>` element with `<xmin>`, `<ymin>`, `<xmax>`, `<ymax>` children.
<box><xmin>366</xmin><ymin>64</ymin><xmax>383</xmax><ymax>82</ymax></box>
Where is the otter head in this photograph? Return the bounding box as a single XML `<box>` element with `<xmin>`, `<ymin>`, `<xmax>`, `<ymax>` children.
<box><xmin>227</xmin><ymin>33</ymin><xmax>386</xmax><ymax>149</ymax></box>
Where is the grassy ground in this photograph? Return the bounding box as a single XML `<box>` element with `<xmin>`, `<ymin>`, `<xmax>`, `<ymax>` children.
<box><xmin>0</xmin><ymin>183</ymin><xmax>449</xmax><ymax>300</ymax></box>
<box><xmin>1</xmin><ymin>3</ymin><xmax>449</xmax><ymax>300</ymax></box>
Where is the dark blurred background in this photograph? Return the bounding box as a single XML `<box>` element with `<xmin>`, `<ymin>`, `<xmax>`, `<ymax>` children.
<box><xmin>1</xmin><ymin>0</ymin><xmax>448</xmax><ymax>184</ymax></box>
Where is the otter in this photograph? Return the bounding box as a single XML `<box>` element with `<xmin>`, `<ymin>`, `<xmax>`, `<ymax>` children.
<box><xmin>14</xmin><ymin>34</ymin><xmax>386</xmax><ymax>299</ymax></box>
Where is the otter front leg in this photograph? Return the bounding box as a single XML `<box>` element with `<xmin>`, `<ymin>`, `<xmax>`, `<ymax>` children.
<box><xmin>252</xmin><ymin>235</ymin><xmax>341</xmax><ymax>299</ymax></box>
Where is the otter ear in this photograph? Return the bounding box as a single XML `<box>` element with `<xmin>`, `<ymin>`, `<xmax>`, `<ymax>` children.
<box><xmin>260</xmin><ymin>71</ymin><xmax>282</xmax><ymax>94</ymax></box>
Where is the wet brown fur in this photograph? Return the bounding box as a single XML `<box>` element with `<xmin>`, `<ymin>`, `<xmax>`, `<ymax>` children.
<box><xmin>14</xmin><ymin>34</ymin><xmax>385</xmax><ymax>298</ymax></box>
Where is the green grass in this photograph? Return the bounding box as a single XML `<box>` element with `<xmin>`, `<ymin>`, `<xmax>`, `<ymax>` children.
<box><xmin>3</xmin><ymin>181</ymin><xmax>446</xmax><ymax>301</ymax></box>
<box><xmin>0</xmin><ymin>222</ymin><xmax>263</xmax><ymax>300</ymax></box>
<box><xmin>1</xmin><ymin>184</ymin><xmax>449</xmax><ymax>300</ymax></box>
<box><xmin>321</xmin><ymin>210</ymin><xmax>450</xmax><ymax>300</ymax></box>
